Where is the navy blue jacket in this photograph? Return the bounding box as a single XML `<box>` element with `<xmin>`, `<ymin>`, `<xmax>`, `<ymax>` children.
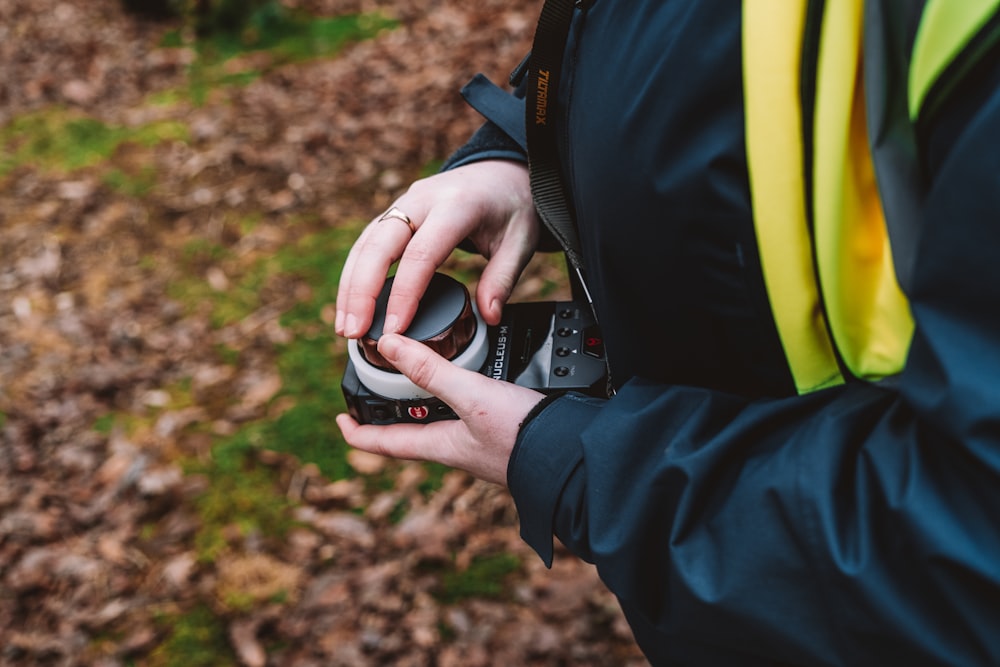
<box><xmin>447</xmin><ymin>1</ymin><xmax>1000</xmax><ymax>664</ymax></box>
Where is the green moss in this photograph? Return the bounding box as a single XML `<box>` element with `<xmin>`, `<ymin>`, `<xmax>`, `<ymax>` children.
<box><xmin>181</xmin><ymin>238</ymin><xmax>231</xmax><ymax>266</ymax></box>
<box><xmin>146</xmin><ymin>88</ymin><xmax>187</xmax><ymax>108</ymax></box>
<box><xmin>435</xmin><ymin>553</ymin><xmax>523</xmax><ymax>604</ymax></box>
<box><xmin>149</xmin><ymin>604</ymin><xmax>235</xmax><ymax>667</ymax></box>
<box><xmin>265</xmin><ymin>12</ymin><xmax>399</xmax><ymax>62</ymax></box>
<box><xmin>438</xmin><ymin>620</ymin><xmax>457</xmax><ymax>642</ymax></box>
<box><xmin>165</xmin><ymin>220</ymin><xmax>473</xmax><ymax>486</ymax></box>
<box><xmin>268</xmin><ymin>335</ymin><xmax>351</xmax><ymax>479</ymax></box>
<box><xmin>535</xmin><ymin>251</ymin><xmax>571</xmax><ymax>298</ymax></box>
<box><xmin>214</xmin><ymin>344</ymin><xmax>241</xmax><ymax>366</ymax></box>
<box><xmin>0</xmin><ymin>109</ymin><xmax>188</xmax><ymax>177</ymax></box>
<box><xmin>276</xmin><ymin>225</ymin><xmax>358</xmax><ymax>325</ymax></box>
<box><xmin>219</xmin><ymin>590</ymin><xmax>256</xmax><ymax>614</ymax></box>
<box><xmin>170</xmin><ymin>237</ymin><xmax>278</xmax><ymax>329</ymax></box>
<box><xmin>162</xmin><ymin>223</ymin><xmax>357</xmax><ymax>478</ymax></box>
<box><xmin>238</xmin><ymin>212</ymin><xmax>264</xmax><ymax>234</ymax></box>
<box><xmin>160</xmin><ymin>29</ymin><xmax>186</xmax><ymax>49</ymax></box>
<box><xmin>170</xmin><ymin>11</ymin><xmax>398</xmax><ymax>105</ymax></box>
<box><xmin>103</xmin><ymin>166</ymin><xmax>159</xmax><ymax>197</ymax></box>
<box><xmin>139</xmin><ymin>255</ymin><xmax>160</xmax><ymax>272</ymax></box>
<box><xmin>89</xmin><ymin>380</ymin><xmax>198</xmax><ymax>444</ymax></box>
<box><xmin>200</xmin><ymin>10</ymin><xmax>398</xmax><ymax>63</ymax></box>
<box><xmin>134</xmin><ymin>119</ymin><xmax>190</xmax><ymax>146</ymax></box>
<box><xmin>188</xmin><ymin>433</ymin><xmax>296</xmax><ymax>563</ymax></box>
<box><xmin>248</xmin><ymin>224</ymin><xmax>361</xmax><ymax>479</ymax></box>
<box><xmin>218</xmin><ymin>69</ymin><xmax>263</xmax><ymax>88</ymax></box>
<box><xmin>388</xmin><ymin>498</ymin><xmax>410</xmax><ymax>525</ymax></box>
<box><xmin>210</xmin><ymin>287</ymin><xmax>263</xmax><ymax>328</ymax></box>
<box><xmin>93</xmin><ymin>414</ymin><xmax>116</xmax><ymax>434</ymax></box>
<box><xmin>418</xmin><ymin>462</ymin><xmax>450</xmax><ymax>498</ymax></box>
<box><xmin>140</xmin><ymin>522</ymin><xmax>159</xmax><ymax>542</ymax></box>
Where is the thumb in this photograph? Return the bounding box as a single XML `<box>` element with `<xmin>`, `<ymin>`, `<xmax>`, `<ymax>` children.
<box><xmin>377</xmin><ymin>333</ymin><xmax>482</xmax><ymax>407</ymax></box>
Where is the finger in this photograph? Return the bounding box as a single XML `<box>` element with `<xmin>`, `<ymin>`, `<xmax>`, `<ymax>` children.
<box><xmin>475</xmin><ymin>226</ymin><xmax>538</xmax><ymax>325</ymax></box>
<box><xmin>336</xmin><ymin>412</ymin><xmax>456</xmax><ymax>463</ymax></box>
<box><xmin>383</xmin><ymin>207</ymin><xmax>474</xmax><ymax>334</ymax></box>
<box><xmin>335</xmin><ymin>211</ymin><xmax>418</xmax><ymax>338</ymax></box>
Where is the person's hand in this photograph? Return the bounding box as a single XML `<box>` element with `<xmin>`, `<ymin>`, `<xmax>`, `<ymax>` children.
<box><xmin>336</xmin><ymin>333</ymin><xmax>546</xmax><ymax>486</ymax></box>
<box><xmin>335</xmin><ymin>160</ymin><xmax>539</xmax><ymax>340</ymax></box>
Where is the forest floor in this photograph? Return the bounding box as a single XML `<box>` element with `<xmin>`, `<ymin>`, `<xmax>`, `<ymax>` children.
<box><xmin>0</xmin><ymin>0</ymin><xmax>648</xmax><ymax>665</ymax></box>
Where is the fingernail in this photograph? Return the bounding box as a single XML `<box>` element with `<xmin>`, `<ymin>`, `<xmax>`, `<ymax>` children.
<box><xmin>384</xmin><ymin>313</ymin><xmax>399</xmax><ymax>334</ymax></box>
<box><xmin>378</xmin><ymin>334</ymin><xmax>401</xmax><ymax>361</ymax></box>
<box><xmin>335</xmin><ymin>309</ymin><xmax>344</xmax><ymax>333</ymax></box>
<box><xmin>344</xmin><ymin>313</ymin><xmax>359</xmax><ymax>338</ymax></box>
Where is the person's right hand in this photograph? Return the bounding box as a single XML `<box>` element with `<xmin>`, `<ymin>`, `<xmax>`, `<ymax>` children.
<box><xmin>335</xmin><ymin>159</ymin><xmax>540</xmax><ymax>340</ymax></box>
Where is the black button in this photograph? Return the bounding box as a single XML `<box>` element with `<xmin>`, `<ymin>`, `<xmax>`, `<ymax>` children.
<box><xmin>554</xmin><ymin>366</ymin><xmax>570</xmax><ymax>377</ymax></box>
<box><xmin>556</xmin><ymin>347</ymin><xmax>571</xmax><ymax>357</ymax></box>
<box><xmin>557</xmin><ymin>327</ymin><xmax>574</xmax><ymax>337</ymax></box>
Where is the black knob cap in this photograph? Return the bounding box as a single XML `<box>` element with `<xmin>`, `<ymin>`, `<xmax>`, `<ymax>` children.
<box><xmin>360</xmin><ymin>273</ymin><xmax>477</xmax><ymax>371</ymax></box>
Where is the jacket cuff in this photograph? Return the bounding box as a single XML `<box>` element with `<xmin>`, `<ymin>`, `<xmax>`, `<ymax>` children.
<box><xmin>507</xmin><ymin>393</ymin><xmax>603</xmax><ymax>566</ymax></box>
<box><xmin>441</xmin><ymin>120</ymin><xmax>527</xmax><ymax>172</ymax></box>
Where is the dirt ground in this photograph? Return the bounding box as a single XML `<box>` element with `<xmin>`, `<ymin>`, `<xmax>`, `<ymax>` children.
<box><xmin>0</xmin><ymin>1</ymin><xmax>649</xmax><ymax>665</ymax></box>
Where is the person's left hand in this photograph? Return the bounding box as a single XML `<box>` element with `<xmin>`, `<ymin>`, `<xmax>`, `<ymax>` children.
<box><xmin>336</xmin><ymin>332</ymin><xmax>546</xmax><ymax>486</ymax></box>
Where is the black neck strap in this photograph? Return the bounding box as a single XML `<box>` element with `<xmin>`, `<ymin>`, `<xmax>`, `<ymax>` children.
<box><xmin>525</xmin><ymin>0</ymin><xmax>596</xmax><ymax>310</ymax></box>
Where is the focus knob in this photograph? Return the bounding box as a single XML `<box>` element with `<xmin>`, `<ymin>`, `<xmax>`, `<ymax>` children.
<box><xmin>359</xmin><ymin>273</ymin><xmax>478</xmax><ymax>371</ymax></box>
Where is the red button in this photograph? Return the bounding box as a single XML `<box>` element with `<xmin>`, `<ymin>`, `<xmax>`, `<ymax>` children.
<box><xmin>583</xmin><ymin>326</ymin><xmax>605</xmax><ymax>358</ymax></box>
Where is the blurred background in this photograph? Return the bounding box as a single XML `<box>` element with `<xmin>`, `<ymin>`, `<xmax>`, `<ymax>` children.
<box><xmin>0</xmin><ymin>1</ymin><xmax>648</xmax><ymax>664</ymax></box>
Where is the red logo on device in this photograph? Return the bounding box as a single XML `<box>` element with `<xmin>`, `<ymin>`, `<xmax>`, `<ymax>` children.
<box><xmin>408</xmin><ymin>406</ymin><xmax>429</xmax><ymax>420</ymax></box>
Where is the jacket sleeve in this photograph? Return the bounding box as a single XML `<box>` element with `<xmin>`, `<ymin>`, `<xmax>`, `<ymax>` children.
<box><xmin>508</xmin><ymin>48</ymin><xmax>1000</xmax><ymax>667</ymax></box>
<box><xmin>440</xmin><ymin>118</ymin><xmax>526</xmax><ymax>172</ymax></box>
